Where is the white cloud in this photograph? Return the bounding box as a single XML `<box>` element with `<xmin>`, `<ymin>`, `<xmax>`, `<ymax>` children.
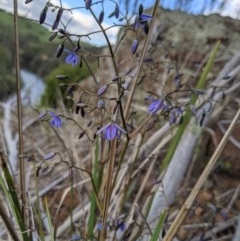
<box><xmin>197</xmin><ymin>0</ymin><xmax>240</xmax><ymax>19</ymax></box>
<box><xmin>0</xmin><ymin>0</ymin><xmax>120</xmax><ymax>46</ymax></box>
<box><xmin>215</xmin><ymin>0</ymin><xmax>240</xmax><ymax>19</ymax></box>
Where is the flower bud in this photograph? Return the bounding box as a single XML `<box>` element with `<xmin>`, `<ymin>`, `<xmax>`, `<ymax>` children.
<box><xmin>97</xmin><ymin>85</ymin><xmax>108</xmax><ymax>96</ymax></box>
<box><xmin>44</xmin><ymin>152</ymin><xmax>57</xmax><ymax>160</ymax></box>
<box><xmin>25</xmin><ymin>0</ymin><xmax>33</xmax><ymax>3</ymax></box>
<box><xmin>52</xmin><ymin>8</ymin><xmax>63</xmax><ymax>30</ymax></box>
<box><xmin>143</xmin><ymin>22</ymin><xmax>149</xmax><ymax>34</ymax></box>
<box><xmin>112</xmin><ymin>76</ymin><xmax>121</xmax><ymax>82</ymax></box>
<box><xmin>49</xmin><ymin>32</ymin><xmax>57</xmax><ymax>41</ymax></box>
<box><xmin>131</xmin><ymin>39</ymin><xmax>138</xmax><ymax>54</ymax></box>
<box><xmin>55</xmin><ymin>43</ymin><xmax>64</xmax><ymax>58</ymax></box>
<box><xmin>143</xmin><ymin>57</ymin><xmax>153</xmax><ymax>62</ymax></box>
<box><xmin>114</xmin><ymin>4</ymin><xmax>119</xmax><ymax>18</ymax></box>
<box><xmin>108</xmin><ymin>11</ymin><xmax>115</xmax><ymax>18</ymax></box>
<box><xmin>97</xmin><ymin>99</ymin><xmax>105</xmax><ymax>109</ymax></box>
<box><xmin>39</xmin><ymin>5</ymin><xmax>48</xmax><ymax>24</ymax></box>
<box><xmin>98</xmin><ymin>11</ymin><xmax>104</xmax><ymax>24</ymax></box>
<box><xmin>78</xmin><ymin>132</ymin><xmax>85</xmax><ymax>139</ymax></box>
<box><xmin>139</xmin><ymin>4</ymin><xmax>143</xmax><ymax>15</ymax></box>
<box><xmin>85</xmin><ymin>0</ymin><xmax>92</xmax><ymax>10</ymax></box>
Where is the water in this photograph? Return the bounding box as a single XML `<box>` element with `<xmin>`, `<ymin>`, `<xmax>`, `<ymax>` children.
<box><xmin>20</xmin><ymin>69</ymin><xmax>45</xmax><ymax>106</ymax></box>
<box><xmin>1</xmin><ymin>70</ymin><xmax>45</xmax><ymax>173</ymax></box>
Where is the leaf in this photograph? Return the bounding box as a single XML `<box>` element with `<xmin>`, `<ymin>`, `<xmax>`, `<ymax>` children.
<box><xmin>150</xmin><ymin>210</ymin><xmax>167</xmax><ymax>241</ymax></box>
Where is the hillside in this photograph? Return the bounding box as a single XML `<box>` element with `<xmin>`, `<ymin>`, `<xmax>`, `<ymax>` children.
<box><xmin>0</xmin><ymin>9</ymin><xmax>102</xmax><ymax>102</ymax></box>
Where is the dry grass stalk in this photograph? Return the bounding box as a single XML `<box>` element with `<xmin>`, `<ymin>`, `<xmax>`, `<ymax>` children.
<box><xmin>162</xmin><ymin>107</ymin><xmax>240</xmax><ymax>241</ymax></box>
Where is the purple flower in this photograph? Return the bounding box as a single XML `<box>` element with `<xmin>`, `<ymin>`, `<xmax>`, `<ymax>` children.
<box><xmin>96</xmin><ymin>123</ymin><xmax>127</xmax><ymax>141</ymax></box>
<box><xmin>65</xmin><ymin>51</ymin><xmax>79</xmax><ymax>67</ymax></box>
<box><xmin>49</xmin><ymin>112</ymin><xmax>63</xmax><ymax>128</ymax></box>
<box><xmin>169</xmin><ymin>107</ymin><xmax>183</xmax><ymax>125</ymax></box>
<box><xmin>115</xmin><ymin>219</ymin><xmax>126</xmax><ymax>232</ymax></box>
<box><xmin>96</xmin><ymin>220</ymin><xmax>102</xmax><ymax>231</ymax></box>
<box><xmin>133</xmin><ymin>13</ymin><xmax>152</xmax><ymax>31</ymax></box>
<box><xmin>131</xmin><ymin>39</ymin><xmax>138</xmax><ymax>54</ymax></box>
<box><xmin>146</xmin><ymin>97</ymin><xmax>164</xmax><ymax>114</ymax></box>
<box><xmin>97</xmin><ymin>99</ymin><xmax>105</xmax><ymax>109</ymax></box>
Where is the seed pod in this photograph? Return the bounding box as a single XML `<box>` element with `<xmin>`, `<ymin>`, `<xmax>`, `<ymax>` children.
<box><xmin>98</xmin><ymin>10</ymin><xmax>104</xmax><ymax>24</ymax></box>
<box><xmin>76</xmin><ymin>41</ymin><xmax>81</xmax><ymax>51</ymax></box>
<box><xmin>112</xmin><ymin>76</ymin><xmax>121</xmax><ymax>82</ymax></box>
<box><xmin>78</xmin><ymin>132</ymin><xmax>85</xmax><ymax>139</ymax></box>
<box><xmin>75</xmin><ymin>102</ymin><xmax>85</xmax><ymax>117</ymax></box>
<box><xmin>143</xmin><ymin>57</ymin><xmax>153</xmax><ymax>62</ymax></box>
<box><xmin>25</xmin><ymin>0</ymin><xmax>33</xmax><ymax>3</ymax></box>
<box><xmin>39</xmin><ymin>5</ymin><xmax>48</xmax><ymax>24</ymax></box>
<box><xmin>79</xmin><ymin>57</ymin><xmax>83</xmax><ymax>68</ymax></box>
<box><xmin>139</xmin><ymin>4</ymin><xmax>143</xmax><ymax>16</ymax></box>
<box><xmin>85</xmin><ymin>0</ymin><xmax>92</xmax><ymax>10</ymax></box>
<box><xmin>143</xmin><ymin>22</ymin><xmax>149</xmax><ymax>34</ymax></box>
<box><xmin>114</xmin><ymin>4</ymin><xmax>119</xmax><ymax>18</ymax></box>
<box><xmin>52</xmin><ymin>8</ymin><xmax>63</xmax><ymax>30</ymax></box>
<box><xmin>87</xmin><ymin>120</ymin><xmax>92</xmax><ymax>127</ymax></box>
<box><xmin>131</xmin><ymin>39</ymin><xmax>138</xmax><ymax>54</ymax></box>
<box><xmin>55</xmin><ymin>43</ymin><xmax>64</xmax><ymax>58</ymax></box>
<box><xmin>75</xmin><ymin>105</ymin><xmax>80</xmax><ymax>115</ymax></box>
<box><xmin>80</xmin><ymin>106</ymin><xmax>85</xmax><ymax>118</ymax></box>
<box><xmin>49</xmin><ymin>32</ymin><xmax>57</xmax><ymax>41</ymax></box>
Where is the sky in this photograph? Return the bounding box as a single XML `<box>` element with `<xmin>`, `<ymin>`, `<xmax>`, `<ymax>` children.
<box><xmin>0</xmin><ymin>0</ymin><xmax>240</xmax><ymax>46</ymax></box>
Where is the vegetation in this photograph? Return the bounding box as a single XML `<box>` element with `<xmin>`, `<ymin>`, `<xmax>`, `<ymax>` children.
<box><xmin>41</xmin><ymin>63</ymin><xmax>92</xmax><ymax>108</ymax></box>
<box><xmin>1</xmin><ymin>1</ymin><xmax>240</xmax><ymax>241</ymax></box>
<box><xmin>0</xmin><ymin>9</ymin><xmax>100</xmax><ymax>104</ymax></box>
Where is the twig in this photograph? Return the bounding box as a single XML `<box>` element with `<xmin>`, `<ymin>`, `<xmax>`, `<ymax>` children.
<box><xmin>190</xmin><ymin>216</ymin><xmax>239</xmax><ymax>241</ymax></box>
<box><xmin>232</xmin><ymin>215</ymin><xmax>240</xmax><ymax>241</ymax></box>
<box><xmin>227</xmin><ymin>185</ymin><xmax>240</xmax><ymax>212</ymax></box>
<box><xmin>13</xmin><ymin>0</ymin><xmax>26</xmax><ymax>222</ymax></box>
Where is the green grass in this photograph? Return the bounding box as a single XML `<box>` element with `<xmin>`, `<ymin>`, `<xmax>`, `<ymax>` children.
<box><xmin>0</xmin><ymin>9</ymin><xmax>51</xmax><ymax>42</ymax></box>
